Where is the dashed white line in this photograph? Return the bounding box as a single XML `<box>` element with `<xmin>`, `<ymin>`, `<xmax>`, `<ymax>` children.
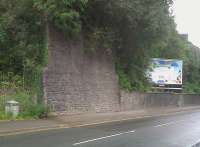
<box><xmin>73</xmin><ymin>130</ymin><xmax>135</xmax><ymax>146</ymax></box>
<box><xmin>73</xmin><ymin>119</ymin><xmax>188</xmax><ymax>146</ymax></box>
<box><xmin>189</xmin><ymin>139</ymin><xmax>200</xmax><ymax>147</ymax></box>
<box><xmin>153</xmin><ymin>120</ymin><xmax>185</xmax><ymax>128</ymax></box>
<box><xmin>154</xmin><ymin>122</ymin><xmax>176</xmax><ymax>128</ymax></box>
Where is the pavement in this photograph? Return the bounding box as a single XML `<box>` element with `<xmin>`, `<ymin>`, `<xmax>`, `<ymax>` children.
<box><xmin>0</xmin><ymin>106</ymin><xmax>200</xmax><ymax>136</ymax></box>
<box><xmin>1</xmin><ymin>107</ymin><xmax>200</xmax><ymax>147</ymax></box>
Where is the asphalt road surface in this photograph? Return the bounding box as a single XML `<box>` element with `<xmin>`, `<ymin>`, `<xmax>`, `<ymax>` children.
<box><xmin>1</xmin><ymin>110</ymin><xmax>200</xmax><ymax>147</ymax></box>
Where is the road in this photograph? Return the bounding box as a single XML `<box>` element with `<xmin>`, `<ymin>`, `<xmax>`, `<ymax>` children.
<box><xmin>1</xmin><ymin>110</ymin><xmax>200</xmax><ymax>147</ymax></box>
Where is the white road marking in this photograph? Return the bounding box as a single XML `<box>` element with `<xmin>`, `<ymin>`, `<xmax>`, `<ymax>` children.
<box><xmin>73</xmin><ymin>130</ymin><xmax>135</xmax><ymax>146</ymax></box>
<box><xmin>154</xmin><ymin>122</ymin><xmax>176</xmax><ymax>128</ymax></box>
<box><xmin>153</xmin><ymin>120</ymin><xmax>185</xmax><ymax>128</ymax></box>
<box><xmin>73</xmin><ymin>119</ymin><xmax>189</xmax><ymax>146</ymax></box>
<box><xmin>189</xmin><ymin>139</ymin><xmax>200</xmax><ymax>147</ymax></box>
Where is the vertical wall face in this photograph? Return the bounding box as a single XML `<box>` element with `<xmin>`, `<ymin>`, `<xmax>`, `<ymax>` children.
<box><xmin>43</xmin><ymin>26</ymin><xmax>200</xmax><ymax>114</ymax></box>
<box><xmin>43</xmin><ymin>27</ymin><xmax>120</xmax><ymax>114</ymax></box>
<box><xmin>120</xmin><ymin>91</ymin><xmax>200</xmax><ymax>111</ymax></box>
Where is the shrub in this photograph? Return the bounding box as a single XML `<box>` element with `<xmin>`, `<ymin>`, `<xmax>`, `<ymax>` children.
<box><xmin>19</xmin><ymin>104</ymin><xmax>48</xmax><ymax>119</ymax></box>
<box><xmin>0</xmin><ymin>90</ymin><xmax>48</xmax><ymax>120</ymax></box>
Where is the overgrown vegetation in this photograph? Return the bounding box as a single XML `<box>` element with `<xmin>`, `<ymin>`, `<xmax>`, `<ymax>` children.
<box><xmin>0</xmin><ymin>0</ymin><xmax>47</xmax><ymax>119</ymax></box>
<box><xmin>80</xmin><ymin>0</ymin><xmax>200</xmax><ymax>92</ymax></box>
<box><xmin>0</xmin><ymin>0</ymin><xmax>200</xmax><ymax>119</ymax></box>
<box><xmin>182</xmin><ymin>43</ymin><xmax>200</xmax><ymax>93</ymax></box>
<box><xmin>0</xmin><ymin>72</ymin><xmax>48</xmax><ymax>119</ymax></box>
<box><xmin>0</xmin><ymin>90</ymin><xmax>48</xmax><ymax>119</ymax></box>
<box><xmin>78</xmin><ymin>0</ymin><xmax>173</xmax><ymax>91</ymax></box>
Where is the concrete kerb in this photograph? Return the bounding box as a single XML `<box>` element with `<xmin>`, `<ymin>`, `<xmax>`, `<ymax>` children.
<box><xmin>0</xmin><ymin>124</ymin><xmax>69</xmax><ymax>137</ymax></box>
<box><xmin>0</xmin><ymin>106</ymin><xmax>200</xmax><ymax>137</ymax></box>
<box><xmin>0</xmin><ymin>118</ymin><xmax>36</xmax><ymax>123</ymax></box>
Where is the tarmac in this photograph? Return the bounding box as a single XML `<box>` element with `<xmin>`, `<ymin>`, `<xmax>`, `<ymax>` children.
<box><xmin>0</xmin><ymin>106</ymin><xmax>200</xmax><ymax>136</ymax></box>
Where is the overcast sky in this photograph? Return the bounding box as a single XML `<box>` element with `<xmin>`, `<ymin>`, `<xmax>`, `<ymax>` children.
<box><xmin>173</xmin><ymin>0</ymin><xmax>200</xmax><ymax>47</ymax></box>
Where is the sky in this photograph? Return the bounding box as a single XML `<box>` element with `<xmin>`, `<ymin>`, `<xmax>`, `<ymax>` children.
<box><xmin>173</xmin><ymin>0</ymin><xmax>200</xmax><ymax>47</ymax></box>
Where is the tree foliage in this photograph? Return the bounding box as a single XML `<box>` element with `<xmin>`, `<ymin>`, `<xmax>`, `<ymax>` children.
<box><xmin>81</xmin><ymin>0</ymin><xmax>174</xmax><ymax>90</ymax></box>
<box><xmin>33</xmin><ymin>0</ymin><xmax>88</xmax><ymax>35</ymax></box>
<box><xmin>0</xmin><ymin>0</ymin><xmax>45</xmax><ymax>74</ymax></box>
<box><xmin>0</xmin><ymin>0</ymin><xmax>199</xmax><ymax>93</ymax></box>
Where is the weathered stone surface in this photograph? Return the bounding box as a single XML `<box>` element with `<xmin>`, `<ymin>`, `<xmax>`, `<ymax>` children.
<box><xmin>43</xmin><ymin>27</ymin><xmax>120</xmax><ymax>113</ymax></box>
<box><xmin>43</xmin><ymin>26</ymin><xmax>200</xmax><ymax>114</ymax></box>
<box><xmin>120</xmin><ymin>91</ymin><xmax>200</xmax><ymax>111</ymax></box>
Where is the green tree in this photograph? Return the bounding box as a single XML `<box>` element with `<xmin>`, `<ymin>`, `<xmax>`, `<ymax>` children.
<box><xmin>0</xmin><ymin>0</ymin><xmax>199</xmax><ymax>93</ymax></box>
<box><xmin>33</xmin><ymin>0</ymin><xmax>88</xmax><ymax>36</ymax></box>
<box><xmin>82</xmin><ymin>0</ymin><xmax>174</xmax><ymax>90</ymax></box>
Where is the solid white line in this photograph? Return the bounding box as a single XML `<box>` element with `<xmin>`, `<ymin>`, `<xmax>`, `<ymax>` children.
<box><xmin>73</xmin><ymin>130</ymin><xmax>135</xmax><ymax>146</ymax></box>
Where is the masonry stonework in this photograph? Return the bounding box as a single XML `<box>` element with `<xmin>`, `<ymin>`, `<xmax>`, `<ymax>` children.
<box><xmin>43</xmin><ymin>27</ymin><xmax>120</xmax><ymax>113</ymax></box>
<box><xmin>43</xmin><ymin>26</ymin><xmax>200</xmax><ymax>114</ymax></box>
<box><xmin>120</xmin><ymin>91</ymin><xmax>200</xmax><ymax>111</ymax></box>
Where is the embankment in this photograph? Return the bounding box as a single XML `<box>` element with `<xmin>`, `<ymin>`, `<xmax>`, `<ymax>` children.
<box><xmin>43</xmin><ymin>26</ymin><xmax>200</xmax><ymax>114</ymax></box>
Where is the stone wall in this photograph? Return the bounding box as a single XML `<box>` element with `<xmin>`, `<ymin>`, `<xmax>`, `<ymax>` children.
<box><xmin>120</xmin><ymin>91</ymin><xmax>200</xmax><ymax>111</ymax></box>
<box><xmin>43</xmin><ymin>26</ymin><xmax>200</xmax><ymax>114</ymax></box>
<box><xmin>43</xmin><ymin>26</ymin><xmax>120</xmax><ymax>114</ymax></box>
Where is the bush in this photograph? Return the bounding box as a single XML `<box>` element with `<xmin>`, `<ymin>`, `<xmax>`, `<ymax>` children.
<box><xmin>116</xmin><ymin>67</ymin><xmax>132</xmax><ymax>91</ymax></box>
<box><xmin>183</xmin><ymin>82</ymin><xmax>200</xmax><ymax>94</ymax></box>
<box><xmin>0</xmin><ymin>111</ymin><xmax>13</xmax><ymax>120</ymax></box>
<box><xmin>19</xmin><ymin>104</ymin><xmax>48</xmax><ymax>119</ymax></box>
<box><xmin>116</xmin><ymin>62</ymin><xmax>151</xmax><ymax>92</ymax></box>
<box><xmin>0</xmin><ymin>90</ymin><xmax>48</xmax><ymax>120</ymax></box>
